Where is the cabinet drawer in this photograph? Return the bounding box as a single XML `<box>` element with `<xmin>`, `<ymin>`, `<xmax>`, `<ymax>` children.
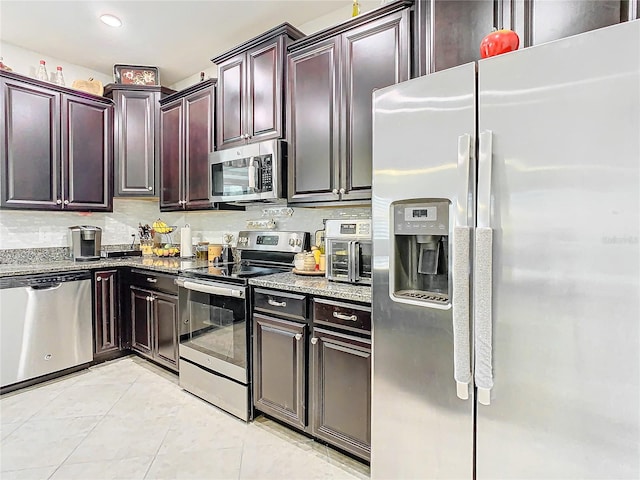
<box><xmin>129</xmin><ymin>269</ymin><xmax>178</xmax><ymax>295</ymax></box>
<box><xmin>254</xmin><ymin>288</ymin><xmax>307</xmax><ymax>321</ymax></box>
<box><xmin>313</xmin><ymin>298</ymin><xmax>371</xmax><ymax>333</ymax></box>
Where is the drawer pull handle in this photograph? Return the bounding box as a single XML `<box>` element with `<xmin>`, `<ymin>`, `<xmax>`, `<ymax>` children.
<box><xmin>311</xmin><ymin>337</ymin><xmax>318</xmax><ymax>345</ymax></box>
<box><xmin>147</xmin><ymin>278</ymin><xmax>157</xmax><ymax>283</ymax></box>
<box><xmin>294</xmin><ymin>333</ymin><xmax>302</xmax><ymax>341</ymax></box>
<box><xmin>333</xmin><ymin>312</ymin><xmax>357</xmax><ymax>322</ymax></box>
<box><xmin>268</xmin><ymin>299</ymin><xmax>286</xmax><ymax>307</ymax></box>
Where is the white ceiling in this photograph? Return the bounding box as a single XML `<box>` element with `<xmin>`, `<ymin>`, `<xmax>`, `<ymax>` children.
<box><xmin>0</xmin><ymin>1</ymin><xmax>352</xmax><ymax>85</ymax></box>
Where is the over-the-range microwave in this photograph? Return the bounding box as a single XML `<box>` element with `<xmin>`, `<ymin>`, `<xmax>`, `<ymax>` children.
<box><xmin>209</xmin><ymin>139</ymin><xmax>286</xmax><ymax>203</ymax></box>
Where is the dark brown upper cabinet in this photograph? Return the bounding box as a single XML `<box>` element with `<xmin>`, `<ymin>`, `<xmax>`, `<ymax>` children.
<box><xmin>414</xmin><ymin>0</ymin><xmax>638</xmax><ymax>76</ymax></box>
<box><xmin>104</xmin><ymin>84</ymin><xmax>174</xmax><ymax>197</ymax></box>
<box><xmin>159</xmin><ymin>79</ymin><xmax>216</xmax><ymax>211</ymax></box>
<box><xmin>287</xmin><ymin>1</ymin><xmax>411</xmax><ymax>205</ymax></box>
<box><xmin>0</xmin><ymin>70</ymin><xmax>113</xmax><ymax>211</ymax></box>
<box><xmin>212</xmin><ymin>23</ymin><xmax>305</xmax><ymax>150</ymax></box>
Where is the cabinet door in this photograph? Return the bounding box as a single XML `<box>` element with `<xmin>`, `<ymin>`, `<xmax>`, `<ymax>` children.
<box><xmin>416</xmin><ymin>0</ymin><xmax>496</xmax><ymax>75</ymax></box>
<box><xmin>246</xmin><ymin>38</ymin><xmax>283</xmax><ymax>143</ymax></box>
<box><xmin>62</xmin><ymin>95</ymin><xmax>112</xmax><ymax>211</ymax></box>
<box><xmin>311</xmin><ymin>327</ymin><xmax>371</xmax><ymax>461</ymax></box>
<box><xmin>130</xmin><ymin>286</ymin><xmax>153</xmax><ymax>357</ymax></box>
<box><xmin>153</xmin><ymin>291</ymin><xmax>179</xmax><ymax>371</ymax></box>
<box><xmin>94</xmin><ymin>270</ymin><xmax>119</xmax><ymax>356</ymax></box>
<box><xmin>253</xmin><ymin>313</ymin><xmax>307</xmax><ymax>429</ymax></box>
<box><xmin>505</xmin><ymin>0</ymin><xmax>631</xmax><ymax>47</ymax></box>
<box><xmin>217</xmin><ymin>55</ymin><xmax>246</xmax><ymax>149</ymax></box>
<box><xmin>184</xmin><ymin>86</ymin><xmax>214</xmax><ymax>209</ymax></box>
<box><xmin>159</xmin><ymin>98</ymin><xmax>183</xmax><ymax>210</ymax></box>
<box><xmin>0</xmin><ymin>78</ymin><xmax>61</xmax><ymax>209</ymax></box>
<box><xmin>341</xmin><ymin>10</ymin><xmax>410</xmax><ymax>202</ymax></box>
<box><xmin>114</xmin><ymin>90</ymin><xmax>157</xmax><ymax>196</ymax></box>
<box><xmin>287</xmin><ymin>39</ymin><xmax>341</xmax><ymax>203</ymax></box>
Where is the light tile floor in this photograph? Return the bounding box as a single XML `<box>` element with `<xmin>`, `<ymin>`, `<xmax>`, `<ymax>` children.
<box><xmin>0</xmin><ymin>356</ymin><xmax>370</xmax><ymax>480</ymax></box>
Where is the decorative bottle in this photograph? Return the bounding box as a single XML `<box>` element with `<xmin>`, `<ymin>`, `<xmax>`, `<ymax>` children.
<box><xmin>54</xmin><ymin>66</ymin><xmax>65</xmax><ymax>86</ymax></box>
<box><xmin>36</xmin><ymin>60</ymin><xmax>48</xmax><ymax>81</ymax></box>
<box><xmin>352</xmin><ymin>0</ymin><xmax>361</xmax><ymax>17</ymax></box>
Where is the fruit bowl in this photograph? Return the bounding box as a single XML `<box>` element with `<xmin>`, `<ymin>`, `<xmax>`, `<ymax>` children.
<box><xmin>152</xmin><ymin>246</ymin><xmax>180</xmax><ymax>257</ymax></box>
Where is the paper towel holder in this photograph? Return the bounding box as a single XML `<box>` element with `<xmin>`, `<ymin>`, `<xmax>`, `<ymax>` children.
<box><xmin>180</xmin><ymin>224</ymin><xmax>194</xmax><ymax>258</ymax></box>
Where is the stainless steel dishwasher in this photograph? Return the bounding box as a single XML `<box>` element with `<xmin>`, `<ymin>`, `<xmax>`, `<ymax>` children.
<box><xmin>0</xmin><ymin>271</ymin><xmax>93</xmax><ymax>389</ymax></box>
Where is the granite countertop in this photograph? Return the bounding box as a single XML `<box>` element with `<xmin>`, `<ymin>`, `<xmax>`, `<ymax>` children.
<box><xmin>0</xmin><ymin>260</ymin><xmax>372</xmax><ymax>304</ymax></box>
<box><xmin>0</xmin><ymin>257</ymin><xmax>209</xmax><ymax>278</ymax></box>
<box><xmin>249</xmin><ymin>272</ymin><xmax>371</xmax><ymax>304</ymax></box>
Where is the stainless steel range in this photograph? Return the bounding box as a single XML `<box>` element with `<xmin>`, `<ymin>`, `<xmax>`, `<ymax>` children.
<box><xmin>176</xmin><ymin>230</ymin><xmax>309</xmax><ymax>421</ymax></box>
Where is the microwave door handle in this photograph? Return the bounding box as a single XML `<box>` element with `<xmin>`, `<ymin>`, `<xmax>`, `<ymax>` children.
<box><xmin>248</xmin><ymin>160</ymin><xmax>257</xmax><ymax>190</ymax></box>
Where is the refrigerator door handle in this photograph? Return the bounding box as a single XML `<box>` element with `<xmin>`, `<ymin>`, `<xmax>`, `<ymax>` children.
<box><xmin>475</xmin><ymin>130</ymin><xmax>494</xmax><ymax>406</ymax></box>
<box><xmin>452</xmin><ymin>133</ymin><xmax>473</xmax><ymax>400</ymax></box>
<box><xmin>452</xmin><ymin>226</ymin><xmax>472</xmax><ymax>400</ymax></box>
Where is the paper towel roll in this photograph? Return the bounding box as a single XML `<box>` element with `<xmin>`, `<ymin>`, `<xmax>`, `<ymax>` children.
<box><xmin>180</xmin><ymin>225</ymin><xmax>193</xmax><ymax>257</ymax></box>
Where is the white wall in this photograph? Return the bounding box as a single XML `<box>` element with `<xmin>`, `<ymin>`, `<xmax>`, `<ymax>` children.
<box><xmin>169</xmin><ymin>0</ymin><xmax>383</xmax><ymax>91</ymax></box>
<box><xmin>0</xmin><ymin>41</ymin><xmax>112</xmax><ymax>86</ymax></box>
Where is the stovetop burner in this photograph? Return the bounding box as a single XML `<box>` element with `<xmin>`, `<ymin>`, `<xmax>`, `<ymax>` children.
<box><xmin>178</xmin><ymin>230</ymin><xmax>310</xmax><ymax>285</ymax></box>
<box><xmin>180</xmin><ymin>262</ymin><xmax>287</xmax><ymax>284</ymax></box>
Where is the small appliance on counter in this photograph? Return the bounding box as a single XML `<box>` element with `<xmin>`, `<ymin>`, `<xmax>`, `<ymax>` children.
<box><xmin>325</xmin><ymin>219</ymin><xmax>372</xmax><ymax>285</ymax></box>
<box><xmin>100</xmin><ymin>249</ymin><xmax>142</xmax><ymax>259</ymax></box>
<box><xmin>69</xmin><ymin>226</ymin><xmax>101</xmax><ymax>262</ymax></box>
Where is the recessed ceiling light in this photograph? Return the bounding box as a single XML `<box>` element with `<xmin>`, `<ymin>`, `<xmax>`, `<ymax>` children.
<box><xmin>100</xmin><ymin>14</ymin><xmax>122</xmax><ymax>28</ymax></box>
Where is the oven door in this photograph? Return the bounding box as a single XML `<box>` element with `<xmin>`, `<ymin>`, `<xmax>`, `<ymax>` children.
<box><xmin>351</xmin><ymin>241</ymin><xmax>372</xmax><ymax>285</ymax></box>
<box><xmin>177</xmin><ymin>279</ymin><xmax>248</xmax><ymax>383</ymax></box>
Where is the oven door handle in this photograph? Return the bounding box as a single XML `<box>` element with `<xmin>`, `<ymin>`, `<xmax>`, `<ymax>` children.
<box><xmin>176</xmin><ymin>278</ymin><xmax>246</xmax><ymax>299</ymax></box>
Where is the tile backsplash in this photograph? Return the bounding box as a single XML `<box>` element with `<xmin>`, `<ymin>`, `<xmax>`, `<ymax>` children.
<box><xmin>0</xmin><ymin>199</ymin><xmax>370</xmax><ymax>250</ymax></box>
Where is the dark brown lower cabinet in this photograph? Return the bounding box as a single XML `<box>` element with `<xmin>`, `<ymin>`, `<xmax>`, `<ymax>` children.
<box><xmin>93</xmin><ymin>270</ymin><xmax>120</xmax><ymax>357</ymax></box>
<box><xmin>129</xmin><ymin>285</ymin><xmax>178</xmax><ymax>371</ymax></box>
<box><xmin>253</xmin><ymin>313</ymin><xmax>307</xmax><ymax>429</ymax></box>
<box><xmin>153</xmin><ymin>291</ymin><xmax>179</xmax><ymax>370</ymax></box>
<box><xmin>311</xmin><ymin>327</ymin><xmax>371</xmax><ymax>461</ymax></box>
<box><xmin>130</xmin><ymin>286</ymin><xmax>153</xmax><ymax>356</ymax></box>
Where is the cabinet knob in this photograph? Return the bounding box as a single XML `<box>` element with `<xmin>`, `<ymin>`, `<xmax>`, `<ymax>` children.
<box><xmin>147</xmin><ymin>278</ymin><xmax>157</xmax><ymax>283</ymax></box>
<box><xmin>148</xmin><ymin>187</ymin><xmax>153</xmax><ymax>191</ymax></box>
<box><xmin>339</xmin><ymin>188</ymin><xmax>345</xmax><ymax>194</ymax></box>
<box><xmin>63</xmin><ymin>200</ymin><xmax>69</xmax><ymax>205</ymax></box>
<box><xmin>294</xmin><ymin>333</ymin><xmax>302</xmax><ymax>341</ymax></box>
<box><xmin>146</xmin><ymin>296</ymin><xmax>151</xmax><ymax>301</ymax></box>
<box><xmin>311</xmin><ymin>337</ymin><xmax>318</xmax><ymax>345</ymax></box>
<box><xmin>149</xmin><ymin>296</ymin><xmax>155</xmax><ymax>302</ymax></box>
<box><xmin>56</xmin><ymin>199</ymin><xmax>62</xmax><ymax>205</ymax></box>
<box><xmin>332</xmin><ymin>189</ymin><xmax>338</xmax><ymax>195</ymax></box>
<box><xmin>96</xmin><ymin>277</ymin><xmax>102</xmax><ymax>282</ymax></box>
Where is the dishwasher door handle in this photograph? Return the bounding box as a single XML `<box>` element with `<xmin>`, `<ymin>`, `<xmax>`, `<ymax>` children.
<box><xmin>29</xmin><ymin>283</ymin><xmax>63</xmax><ymax>291</ymax></box>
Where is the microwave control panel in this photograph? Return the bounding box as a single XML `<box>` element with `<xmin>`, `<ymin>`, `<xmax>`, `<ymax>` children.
<box><xmin>393</xmin><ymin>201</ymin><xmax>449</xmax><ymax>235</ymax></box>
<box><xmin>261</xmin><ymin>156</ymin><xmax>273</xmax><ymax>192</ymax></box>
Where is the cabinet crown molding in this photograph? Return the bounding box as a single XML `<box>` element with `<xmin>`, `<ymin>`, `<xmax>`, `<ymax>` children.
<box><xmin>211</xmin><ymin>22</ymin><xmax>306</xmax><ymax>64</ymax></box>
<box><xmin>160</xmin><ymin>78</ymin><xmax>217</xmax><ymax>105</ymax></box>
<box><xmin>288</xmin><ymin>0</ymin><xmax>414</xmax><ymax>53</ymax></box>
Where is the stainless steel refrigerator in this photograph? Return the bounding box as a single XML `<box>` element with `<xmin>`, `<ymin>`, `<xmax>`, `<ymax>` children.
<box><xmin>371</xmin><ymin>20</ymin><xmax>639</xmax><ymax>479</ymax></box>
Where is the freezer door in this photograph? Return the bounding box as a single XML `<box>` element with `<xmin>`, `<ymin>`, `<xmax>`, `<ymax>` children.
<box><xmin>371</xmin><ymin>62</ymin><xmax>476</xmax><ymax>479</ymax></box>
<box><xmin>476</xmin><ymin>21</ymin><xmax>640</xmax><ymax>479</ymax></box>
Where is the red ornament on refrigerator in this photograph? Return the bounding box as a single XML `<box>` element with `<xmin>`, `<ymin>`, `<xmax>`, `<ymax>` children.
<box><xmin>480</xmin><ymin>29</ymin><xmax>520</xmax><ymax>58</ymax></box>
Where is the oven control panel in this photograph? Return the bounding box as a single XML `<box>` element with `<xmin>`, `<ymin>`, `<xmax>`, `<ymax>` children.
<box><xmin>236</xmin><ymin>231</ymin><xmax>310</xmax><ymax>253</ymax></box>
